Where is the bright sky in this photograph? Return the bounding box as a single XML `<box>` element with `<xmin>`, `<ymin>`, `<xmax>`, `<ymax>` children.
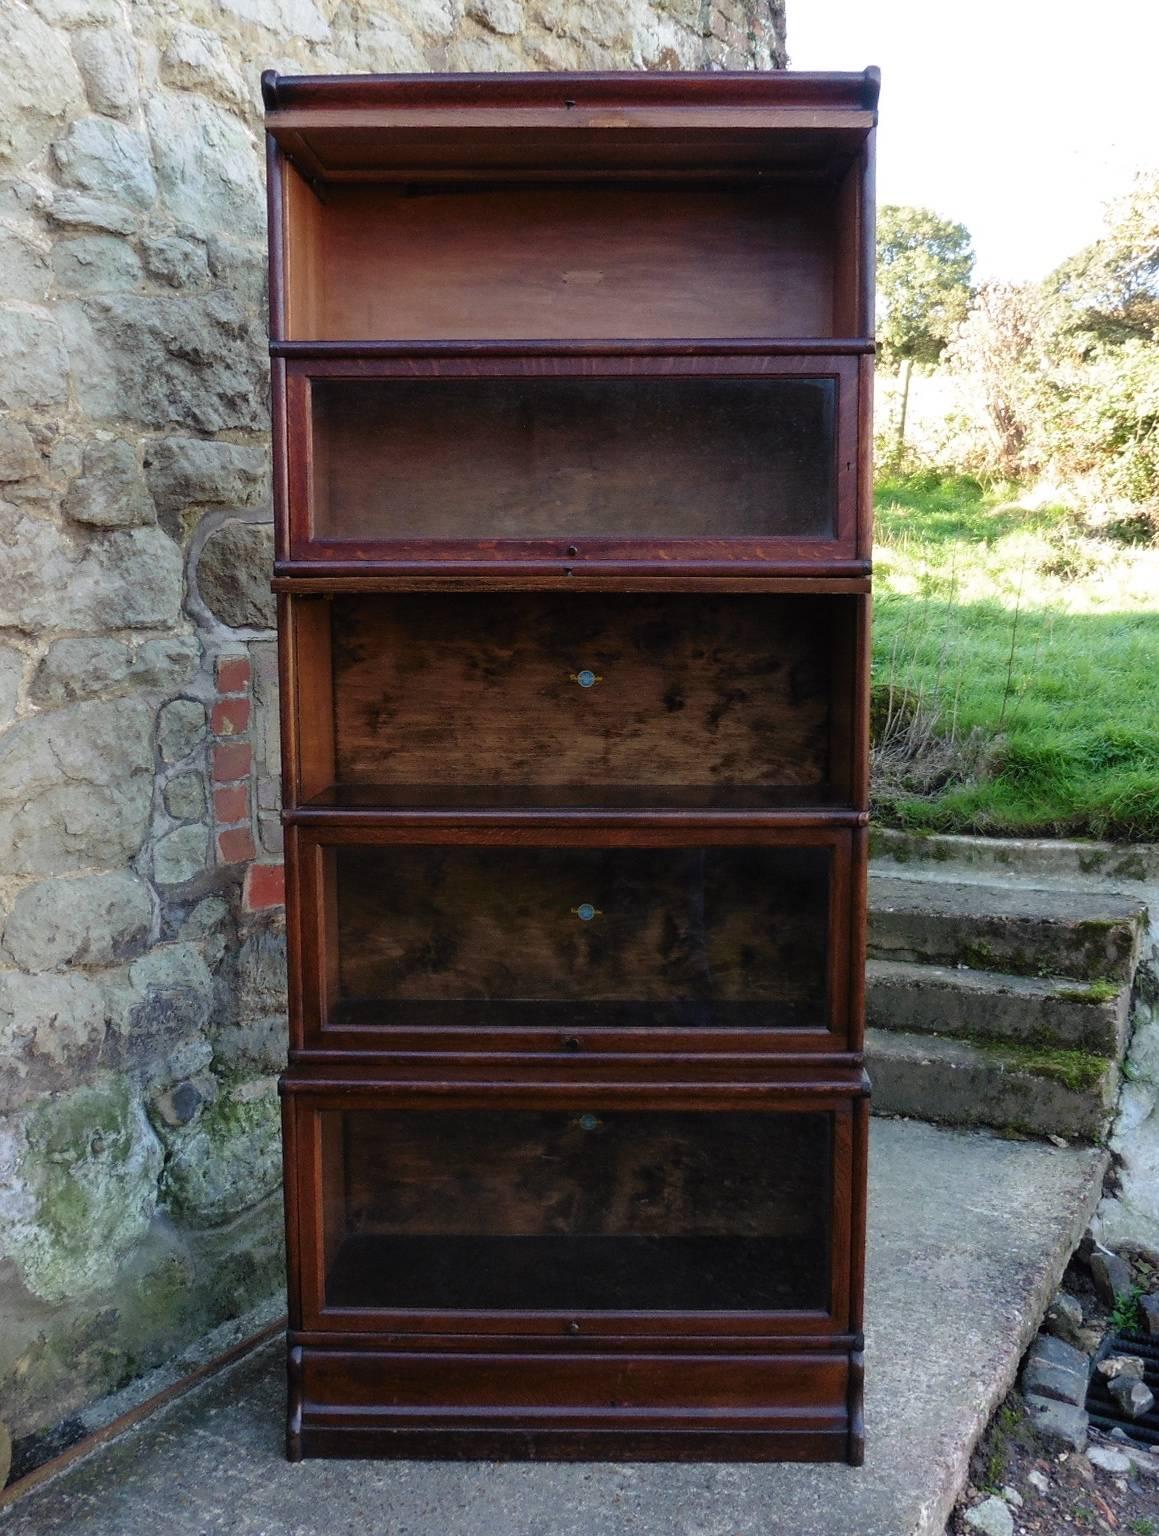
<box><xmin>789</xmin><ymin>1</ymin><xmax>1159</xmax><ymax>282</ymax></box>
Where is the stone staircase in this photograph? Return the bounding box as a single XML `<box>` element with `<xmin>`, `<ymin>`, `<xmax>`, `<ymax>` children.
<box><xmin>866</xmin><ymin>834</ymin><xmax>1152</xmax><ymax>1141</ymax></box>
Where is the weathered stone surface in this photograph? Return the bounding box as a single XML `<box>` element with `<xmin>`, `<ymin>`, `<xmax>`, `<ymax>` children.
<box><xmin>1097</xmin><ymin>1353</ymin><xmax>1145</xmax><ymax>1380</ymax></box>
<box><xmin>1142</xmin><ymin>1293</ymin><xmax>1159</xmax><ymax>1337</ymax></box>
<box><xmin>1021</xmin><ymin>1333</ymin><xmax>1089</xmax><ymax>1406</ymax></box>
<box><xmin>157</xmin><ymin>698</ymin><xmax>206</xmax><ymax>763</ymax></box>
<box><xmin>0</xmin><ymin>2</ymin><xmax>85</xmax><ymax>168</ymax></box>
<box><xmin>0</xmin><ymin>307</ymin><xmax>69</xmax><ymax>408</ymax></box>
<box><xmin>0</xmin><ymin>971</ymin><xmax>108</xmax><ymax>1112</ymax></box>
<box><xmin>1025</xmin><ymin>1393</ymin><xmax>1089</xmax><ymax>1451</ymax></box>
<box><xmin>152</xmin><ymin>824</ymin><xmax>209</xmax><ymax>887</ymax></box>
<box><xmin>163</xmin><ymin>772</ymin><xmax>207</xmax><ymax>821</ymax></box>
<box><xmin>0</xmin><ymin>645</ymin><xmax>23</xmax><ymax>727</ymax></box>
<box><xmin>141</xmin><ymin>234</ymin><xmax>208</xmax><ymax>289</ymax></box>
<box><xmin>0</xmin><ymin>419</ymin><xmax>39</xmax><ymax>481</ymax></box>
<box><xmin>38</xmin><ymin>633</ymin><xmax>105</xmax><ymax>701</ymax></box>
<box><xmin>64</xmin><ymin>439</ymin><xmax>155</xmax><ymax>527</ymax></box>
<box><xmin>53</xmin><ymin>117</ymin><xmax>156</xmax><ymax>209</ymax></box>
<box><xmin>159</xmin><ymin>24</ymin><xmax>247</xmax><ymax>107</ymax></box>
<box><xmin>52</xmin><ymin>234</ymin><xmax>143</xmax><ymax>293</ymax></box>
<box><xmin>963</xmin><ymin>1496</ymin><xmax>1014</xmax><ymax>1536</ymax></box>
<box><xmin>67</xmin><ymin>293</ymin><xmax>267</xmax><ymax>432</ymax></box>
<box><xmin>217</xmin><ymin>0</ymin><xmax>329</xmax><ymax>41</ymax></box>
<box><xmin>1087</xmin><ymin>1444</ymin><xmax>1133</xmax><ymax>1473</ymax></box>
<box><xmin>70</xmin><ymin>26</ymin><xmax>138</xmax><ymax>118</ymax></box>
<box><xmin>130</xmin><ymin>635</ymin><xmax>199</xmax><ymax>690</ymax></box>
<box><xmin>197</xmin><ymin>521</ymin><xmax>275</xmax><ymax>629</ymax></box>
<box><xmin>467</xmin><ymin>0</ymin><xmax>523</xmax><ymax>34</ymax></box>
<box><xmin>0</xmin><ymin>227</ymin><xmax>51</xmax><ymax>303</ymax></box>
<box><xmin>0</xmin><ymin>1078</ymin><xmax>162</xmax><ymax>1302</ymax></box>
<box><xmin>2</xmin><ymin>871</ymin><xmax>153</xmax><ymax>971</ymax></box>
<box><xmin>1108</xmin><ymin>1375</ymin><xmax>1155</xmax><ymax>1418</ymax></box>
<box><xmin>158</xmin><ymin>1076</ymin><xmax>281</xmax><ymax>1227</ymax></box>
<box><xmin>0</xmin><ymin>697</ymin><xmax>153</xmax><ymax>875</ymax></box>
<box><xmin>144</xmin><ymin>94</ymin><xmax>265</xmax><ymax>240</ymax></box>
<box><xmin>214</xmin><ymin>922</ymin><xmax>287</xmax><ymax>1071</ymax></box>
<box><xmin>144</xmin><ymin>437</ymin><xmax>267</xmax><ymax>519</ymax></box>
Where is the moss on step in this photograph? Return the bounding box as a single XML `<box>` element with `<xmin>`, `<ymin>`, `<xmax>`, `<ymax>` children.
<box><xmin>1055</xmin><ymin>979</ymin><xmax>1121</xmax><ymax>1005</ymax></box>
<box><xmin>975</xmin><ymin>1040</ymin><xmax>1110</xmax><ymax>1092</ymax></box>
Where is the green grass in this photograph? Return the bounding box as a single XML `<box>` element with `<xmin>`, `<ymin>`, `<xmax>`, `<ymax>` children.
<box><xmin>872</xmin><ymin>472</ymin><xmax>1159</xmax><ymax>841</ymax></box>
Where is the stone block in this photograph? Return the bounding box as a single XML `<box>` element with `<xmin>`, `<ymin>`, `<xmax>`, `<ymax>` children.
<box><xmin>129</xmin><ymin>636</ymin><xmax>200</xmax><ymax>691</ymax></box>
<box><xmin>152</xmin><ymin>824</ymin><xmax>209</xmax><ymax>886</ymax></box>
<box><xmin>70</xmin><ymin>26</ymin><xmax>138</xmax><ymax>118</ymax></box>
<box><xmin>0</xmin><ymin>645</ymin><xmax>23</xmax><ymax>726</ymax></box>
<box><xmin>0</xmin><ymin>227</ymin><xmax>51</xmax><ymax>302</ymax></box>
<box><xmin>197</xmin><ymin>521</ymin><xmax>275</xmax><ymax>629</ymax></box>
<box><xmin>1</xmin><ymin>871</ymin><xmax>153</xmax><ymax>970</ymax></box>
<box><xmin>64</xmin><ymin>438</ymin><xmax>155</xmax><ymax>527</ymax></box>
<box><xmin>52</xmin><ymin>117</ymin><xmax>155</xmax><ymax>209</ymax></box>
<box><xmin>0</xmin><ymin>971</ymin><xmax>108</xmax><ymax>1112</ymax></box>
<box><xmin>0</xmin><ymin>419</ymin><xmax>40</xmax><ymax>482</ymax></box>
<box><xmin>1021</xmin><ymin>1333</ymin><xmax>1089</xmax><ymax>1406</ymax></box>
<box><xmin>1043</xmin><ymin>1289</ymin><xmax>1084</xmax><ymax>1346</ymax></box>
<box><xmin>157</xmin><ymin>698</ymin><xmax>206</xmax><ymax>763</ymax></box>
<box><xmin>1090</xmin><ymin>1245</ymin><xmax>1134</xmax><ymax>1306</ymax></box>
<box><xmin>0</xmin><ymin>3</ymin><xmax>85</xmax><ymax>168</ymax></box>
<box><xmin>164</xmin><ymin>773</ymin><xmax>207</xmax><ymax>821</ymax></box>
<box><xmin>144</xmin><ymin>94</ymin><xmax>265</xmax><ymax>241</ymax></box>
<box><xmin>1024</xmin><ymin>1392</ymin><xmax>1088</xmax><ymax>1451</ymax></box>
<box><xmin>47</xmin><ymin>190</ymin><xmax>136</xmax><ymax>235</ymax></box>
<box><xmin>159</xmin><ymin>24</ymin><xmax>247</xmax><ymax>107</ymax></box>
<box><xmin>0</xmin><ymin>307</ymin><xmax>69</xmax><ymax>408</ymax></box>
<box><xmin>141</xmin><ymin>235</ymin><xmax>208</xmax><ymax>289</ymax></box>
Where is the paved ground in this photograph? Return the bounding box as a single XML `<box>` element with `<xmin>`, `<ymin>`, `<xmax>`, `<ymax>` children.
<box><xmin>0</xmin><ymin>1120</ymin><xmax>1106</xmax><ymax>1536</ymax></box>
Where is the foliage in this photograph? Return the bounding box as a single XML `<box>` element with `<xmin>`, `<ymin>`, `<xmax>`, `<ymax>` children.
<box><xmin>876</xmin><ymin>205</ymin><xmax>975</xmax><ymax>371</ymax></box>
<box><xmin>1109</xmin><ymin>1283</ymin><xmax>1145</xmax><ymax>1334</ymax></box>
<box><xmin>871</xmin><ymin>474</ymin><xmax>1159</xmax><ymax>841</ymax></box>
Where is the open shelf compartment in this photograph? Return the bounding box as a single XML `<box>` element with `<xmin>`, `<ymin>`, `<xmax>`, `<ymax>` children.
<box><xmin>288</xmin><ymin>824</ymin><xmax>860</xmax><ymax>1056</ymax></box>
<box><xmin>284</xmin><ymin>589</ymin><xmax>868</xmax><ymax>813</ymax></box>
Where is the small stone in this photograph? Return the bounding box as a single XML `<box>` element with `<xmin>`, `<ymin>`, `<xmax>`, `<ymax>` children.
<box><xmin>52</xmin><ymin>117</ymin><xmax>156</xmax><ymax>209</ymax></box>
<box><xmin>1141</xmin><ymin>1294</ymin><xmax>1159</xmax><ymax>1338</ymax></box>
<box><xmin>64</xmin><ymin>438</ymin><xmax>155</xmax><ymax>527</ymax></box>
<box><xmin>0</xmin><ymin>1419</ymin><xmax>10</xmax><ymax>1490</ymax></box>
<box><xmin>1096</xmin><ymin>1354</ymin><xmax>1145</xmax><ymax>1381</ymax></box>
<box><xmin>152</xmin><ymin>1075</ymin><xmax>212</xmax><ymax>1128</ymax></box>
<box><xmin>144</xmin><ymin>94</ymin><xmax>264</xmax><ymax>240</ymax></box>
<box><xmin>467</xmin><ymin>0</ymin><xmax>523</xmax><ymax>33</ymax></box>
<box><xmin>52</xmin><ymin>233</ymin><xmax>142</xmax><ymax>293</ymax></box>
<box><xmin>0</xmin><ymin>418</ymin><xmax>39</xmax><ymax>481</ymax></box>
<box><xmin>129</xmin><ymin>636</ymin><xmax>199</xmax><ymax>690</ymax></box>
<box><xmin>1044</xmin><ymin>1290</ymin><xmax>1084</xmax><ymax>1346</ymax></box>
<box><xmin>0</xmin><ymin>645</ymin><xmax>22</xmax><ymax>727</ymax></box>
<box><xmin>1108</xmin><ymin>1376</ymin><xmax>1155</xmax><ymax>1418</ymax></box>
<box><xmin>157</xmin><ymin>698</ymin><xmax>206</xmax><ymax>763</ymax></box>
<box><xmin>0</xmin><ymin>306</ymin><xmax>69</xmax><ymax>408</ymax></box>
<box><xmin>1022</xmin><ymin>1334</ymin><xmax>1089</xmax><ymax>1407</ymax></box>
<box><xmin>152</xmin><ymin>823</ymin><xmax>208</xmax><ymax>885</ymax></box>
<box><xmin>1048</xmin><ymin>1134</ymin><xmax>1068</xmax><ymax>1148</ymax></box>
<box><xmin>1087</xmin><ymin>1444</ymin><xmax>1132</xmax><ymax>1473</ymax></box>
<box><xmin>1027</xmin><ymin>1468</ymin><xmax>1050</xmax><ymax>1494</ymax></box>
<box><xmin>1000</xmin><ymin>1485</ymin><xmax>1023</xmax><ymax>1508</ymax></box>
<box><xmin>144</xmin><ymin>437</ymin><xmax>267</xmax><ymax>518</ymax></box>
<box><xmin>1</xmin><ymin>870</ymin><xmax>152</xmax><ymax>970</ymax></box>
<box><xmin>159</xmin><ymin>24</ymin><xmax>247</xmax><ymax>107</ymax></box>
<box><xmin>963</xmin><ymin>1495</ymin><xmax>1014</xmax><ymax>1536</ymax></box>
<box><xmin>196</xmin><ymin>521</ymin><xmax>275</xmax><ymax>629</ymax></box>
<box><xmin>1090</xmin><ymin>1246</ymin><xmax>1133</xmax><ymax>1307</ymax></box>
<box><xmin>0</xmin><ymin>226</ymin><xmax>50</xmax><ymax>302</ymax></box>
<box><xmin>164</xmin><ymin>772</ymin><xmax>206</xmax><ymax>821</ymax></box>
<box><xmin>1025</xmin><ymin>1393</ymin><xmax>1088</xmax><ymax>1452</ymax></box>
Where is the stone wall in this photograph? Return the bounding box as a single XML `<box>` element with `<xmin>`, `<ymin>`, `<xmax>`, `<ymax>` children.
<box><xmin>0</xmin><ymin>0</ymin><xmax>786</xmax><ymax>1474</ymax></box>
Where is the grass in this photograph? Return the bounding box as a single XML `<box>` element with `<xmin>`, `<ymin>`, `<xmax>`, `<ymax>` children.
<box><xmin>872</xmin><ymin>472</ymin><xmax>1159</xmax><ymax>841</ymax></box>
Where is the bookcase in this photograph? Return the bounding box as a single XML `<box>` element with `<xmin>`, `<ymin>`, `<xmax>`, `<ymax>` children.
<box><xmin>265</xmin><ymin>67</ymin><xmax>877</xmax><ymax>1465</ymax></box>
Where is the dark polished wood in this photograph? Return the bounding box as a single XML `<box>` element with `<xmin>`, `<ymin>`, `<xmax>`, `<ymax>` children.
<box><xmin>269</xmin><ymin>66</ymin><xmax>874</xmax><ymax>1467</ymax></box>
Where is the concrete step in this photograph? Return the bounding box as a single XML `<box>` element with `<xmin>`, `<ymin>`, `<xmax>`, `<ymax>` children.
<box><xmin>867</xmin><ymin>1028</ymin><xmax>1119</xmax><ymax>1141</ymax></box>
<box><xmin>868</xmin><ymin>873</ymin><xmax>1146</xmax><ymax>982</ymax></box>
<box><xmin>866</xmin><ymin>958</ymin><xmax>1131</xmax><ymax>1057</ymax></box>
<box><xmin>870</xmin><ymin>827</ymin><xmax>1159</xmax><ymax>888</ymax></box>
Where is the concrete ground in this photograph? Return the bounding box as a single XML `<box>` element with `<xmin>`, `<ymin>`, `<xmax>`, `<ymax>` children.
<box><xmin>0</xmin><ymin>1120</ymin><xmax>1106</xmax><ymax>1536</ymax></box>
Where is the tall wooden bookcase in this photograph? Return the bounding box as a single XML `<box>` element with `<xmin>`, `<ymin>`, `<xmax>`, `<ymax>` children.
<box><xmin>265</xmin><ymin>68</ymin><xmax>877</xmax><ymax>1465</ymax></box>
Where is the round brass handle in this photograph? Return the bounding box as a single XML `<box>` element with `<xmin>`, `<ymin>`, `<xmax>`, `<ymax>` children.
<box><xmin>569</xmin><ymin>669</ymin><xmax>602</xmax><ymax>689</ymax></box>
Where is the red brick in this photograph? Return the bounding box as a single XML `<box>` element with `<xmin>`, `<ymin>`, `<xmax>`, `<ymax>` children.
<box><xmin>216</xmin><ymin>655</ymin><xmax>251</xmax><ymax>695</ymax></box>
<box><xmin>211</xmin><ymin>696</ymin><xmax>251</xmax><ymax>737</ymax></box>
<box><xmin>244</xmin><ymin>862</ymin><xmax>285</xmax><ymax>910</ymax></box>
<box><xmin>212</xmin><ymin>740</ymin><xmax>252</xmax><ymax>783</ymax></box>
<box><xmin>213</xmin><ymin>783</ymin><xmax>249</xmax><ymax>825</ymax></box>
<box><xmin>216</xmin><ymin>825</ymin><xmax>256</xmax><ymax>865</ymax></box>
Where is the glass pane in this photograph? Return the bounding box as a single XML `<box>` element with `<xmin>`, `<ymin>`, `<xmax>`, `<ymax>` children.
<box><xmin>320</xmin><ymin>1109</ymin><xmax>832</xmax><ymax>1312</ymax></box>
<box><xmin>326</xmin><ymin>592</ymin><xmax>838</xmax><ymax>805</ymax></box>
<box><xmin>310</xmin><ymin>377</ymin><xmax>837</xmax><ymax>542</ymax></box>
<box><xmin>329</xmin><ymin>844</ymin><xmax>831</xmax><ymax>1032</ymax></box>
